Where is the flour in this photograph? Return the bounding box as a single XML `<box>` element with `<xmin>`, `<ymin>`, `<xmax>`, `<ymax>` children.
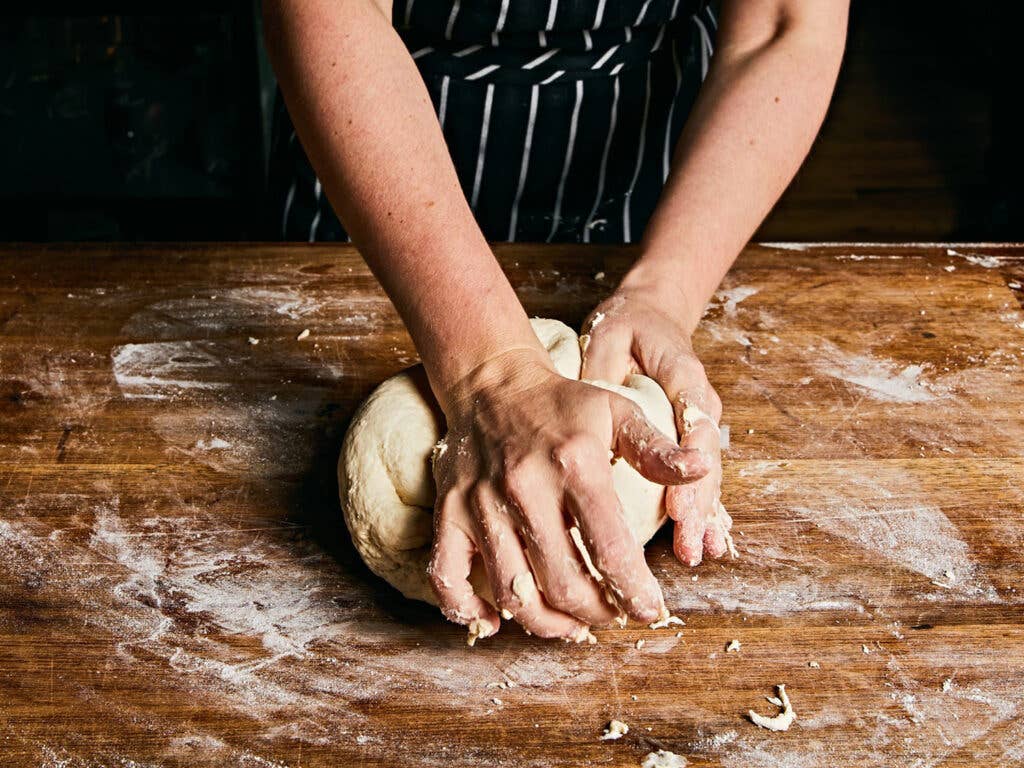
<box><xmin>761</xmin><ymin>242</ymin><xmax>810</xmax><ymax>251</ymax></box>
<box><xmin>946</xmin><ymin>248</ymin><xmax>1005</xmax><ymax>269</ymax></box>
<box><xmin>815</xmin><ymin>343</ymin><xmax>940</xmax><ymax>403</ymax></box>
<box><xmin>790</xmin><ymin>471</ymin><xmax>991</xmax><ymax>593</ymax></box>
<box><xmin>111</xmin><ymin>342</ymin><xmax>229</xmax><ymax>399</ymax></box>
<box><xmin>714</xmin><ymin>286</ymin><xmax>759</xmax><ymax>315</ymax></box>
<box><xmin>195</xmin><ymin>437</ymin><xmax>231</xmax><ymax>450</ymax></box>
<box><xmin>735</xmin><ymin>463</ymin><xmax>995</xmax><ymax>598</ymax></box>
<box><xmin>2</xmin><ymin>491</ymin><xmax>657</xmax><ymax>768</ymax></box>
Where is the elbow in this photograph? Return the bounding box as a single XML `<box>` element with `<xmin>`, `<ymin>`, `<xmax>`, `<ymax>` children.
<box><xmin>777</xmin><ymin>3</ymin><xmax>849</xmax><ymax>71</ymax></box>
<box><xmin>721</xmin><ymin>1</ymin><xmax>849</xmax><ymax>72</ymax></box>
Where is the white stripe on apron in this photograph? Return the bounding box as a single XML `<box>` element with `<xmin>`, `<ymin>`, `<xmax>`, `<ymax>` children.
<box><xmin>662</xmin><ymin>38</ymin><xmax>682</xmax><ymax>181</ymax></box>
<box><xmin>438</xmin><ymin>75</ymin><xmax>451</xmax><ymax>129</ymax></box>
<box><xmin>583</xmin><ymin>76</ymin><xmax>620</xmax><ymax>244</ymax></box>
<box><xmin>309</xmin><ymin>178</ymin><xmax>323</xmax><ymax>242</ymax></box>
<box><xmin>547</xmin><ymin>79</ymin><xmax>584</xmax><ymax>242</ymax></box>
<box><xmin>445</xmin><ymin>0</ymin><xmax>460</xmax><ymax>40</ymax></box>
<box><xmin>508</xmin><ymin>85</ymin><xmax>540</xmax><ymax>240</ymax></box>
<box><xmin>623</xmin><ymin>61</ymin><xmax>652</xmax><ymax>243</ymax></box>
<box><xmin>470</xmin><ymin>83</ymin><xmax>495</xmax><ymax>211</ymax></box>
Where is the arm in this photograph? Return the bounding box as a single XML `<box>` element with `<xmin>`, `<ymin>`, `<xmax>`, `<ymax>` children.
<box><xmin>264</xmin><ymin>0</ymin><xmax>709</xmax><ymax>641</ymax></box>
<box><xmin>263</xmin><ymin>0</ymin><xmax>534</xmax><ymax>400</ymax></box>
<box><xmin>624</xmin><ymin>0</ymin><xmax>849</xmax><ymax>325</ymax></box>
<box><xmin>582</xmin><ymin>0</ymin><xmax>849</xmax><ymax>563</ymax></box>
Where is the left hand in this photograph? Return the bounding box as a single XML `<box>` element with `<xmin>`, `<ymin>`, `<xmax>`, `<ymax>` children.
<box><xmin>580</xmin><ymin>285</ymin><xmax>735</xmax><ymax>567</ymax></box>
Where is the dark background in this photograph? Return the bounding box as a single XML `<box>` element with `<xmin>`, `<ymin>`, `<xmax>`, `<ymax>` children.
<box><xmin>0</xmin><ymin>2</ymin><xmax>1020</xmax><ymax>242</ymax></box>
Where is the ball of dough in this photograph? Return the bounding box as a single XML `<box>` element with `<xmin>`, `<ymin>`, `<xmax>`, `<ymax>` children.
<box><xmin>338</xmin><ymin>318</ymin><xmax>676</xmax><ymax>605</ymax></box>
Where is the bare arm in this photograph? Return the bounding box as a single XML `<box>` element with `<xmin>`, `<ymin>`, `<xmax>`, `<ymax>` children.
<box><xmin>623</xmin><ymin>0</ymin><xmax>850</xmax><ymax>325</ymax></box>
<box><xmin>263</xmin><ymin>0</ymin><xmax>537</xmax><ymax>403</ymax></box>
<box><xmin>583</xmin><ymin>0</ymin><xmax>849</xmax><ymax>565</ymax></box>
<box><xmin>264</xmin><ymin>0</ymin><xmax>709</xmax><ymax>641</ymax></box>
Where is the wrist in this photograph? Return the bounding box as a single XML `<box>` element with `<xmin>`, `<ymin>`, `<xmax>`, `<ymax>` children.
<box><xmin>617</xmin><ymin>257</ymin><xmax>705</xmax><ymax>335</ymax></box>
<box><xmin>436</xmin><ymin>344</ymin><xmax>555</xmax><ymax>418</ymax></box>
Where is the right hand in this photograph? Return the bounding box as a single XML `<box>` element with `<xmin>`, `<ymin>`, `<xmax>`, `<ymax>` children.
<box><xmin>427</xmin><ymin>347</ymin><xmax>710</xmax><ymax>643</ymax></box>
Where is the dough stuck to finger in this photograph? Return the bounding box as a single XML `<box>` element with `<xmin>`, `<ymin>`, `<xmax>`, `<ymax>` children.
<box><xmin>338</xmin><ymin>319</ymin><xmax>678</xmax><ymax>627</ymax></box>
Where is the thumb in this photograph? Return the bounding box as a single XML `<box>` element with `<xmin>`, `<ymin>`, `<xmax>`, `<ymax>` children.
<box><xmin>610</xmin><ymin>396</ymin><xmax>709</xmax><ymax>485</ymax></box>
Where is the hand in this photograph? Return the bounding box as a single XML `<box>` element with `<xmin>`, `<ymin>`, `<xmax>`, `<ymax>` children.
<box><xmin>580</xmin><ymin>284</ymin><xmax>735</xmax><ymax>568</ymax></box>
<box><xmin>427</xmin><ymin>348</ymin><xmax>710</xmax><ymax>643</ymax></box>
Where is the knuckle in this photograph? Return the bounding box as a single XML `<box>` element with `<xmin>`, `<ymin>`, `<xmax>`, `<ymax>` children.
<box><xmin>615</xmin><ymin>399</ymin><xmax>651</xmax><ymax>440</ymax></box>
<box><xmin>547</xmin><ymin>589</ymin><xmax>594</xmax><ymax>620</ymax></box>
<box><xmin>500</xmin><ymin>466</ymin><xmax>530</xmax><ymax>507</ymax></box>
<box><xmin>614</xmin><ymin>395</ymin><xmax>642</xmax><ymax>421</ymax></box>
<box><xmin>538</xmin><ymin>573</ymin><xmax>580</xmax><ymax>612</ymax></box>
<box><xmin>675</xmin><ymin>354</ymin><xmax>707</xmax><ymax>383</ymax></box>
<box><xmin>500</xmin><ymin>454</ymin><xmax>546</xmax><ymax>506</ymax></box>
<box><xmin>552</xmin><ymin>433</ymin><xmax>602</xmax><ymax>472</ymax></box>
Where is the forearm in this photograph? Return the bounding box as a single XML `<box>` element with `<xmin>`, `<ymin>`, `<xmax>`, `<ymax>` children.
<box><xmin>625</xmin><ymin>0</ymin><xmax>849</xmax><ymax>332</ymax></box>
<box><xmin>264</xmin><ymin>0</ymin><xmax>542</xmax><ymax>408</ymax></box>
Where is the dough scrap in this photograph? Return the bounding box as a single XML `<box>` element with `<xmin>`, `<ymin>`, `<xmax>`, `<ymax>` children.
<box><xmin>338</xmin><ymin>318</ymin><xmax>677</xmax><ymax>611</ymax></box>
<box><xmin>748</xmin><ymin>684</ymin><xmax>796</xmax><ymax>732</ymax></box>
<box><xmin>600</xmin><ymin>719</ymin><xmax>630</xmax><ymax>740</ymax></box>
<box><xmin>642</xmin><ymin>750</ymin><xmax>688</xmax><ymax>768</ymax></box>
<box><xmin>649</xmin><ymin>614</ymin><xmax>685</xmax><ymax>630</ymax></box>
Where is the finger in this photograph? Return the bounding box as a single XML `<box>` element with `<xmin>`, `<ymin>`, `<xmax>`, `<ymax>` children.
<box><xmin>610</xmin><ymin>396</ymin><xmax>709</xmax><ymax>485</ymax></box>
<box><xmin>672</xmin><ymin>396</ymin><xmax>726</xmax><ymax>566</ymax></box>
<box><xmin>471</xmin><ymin>485</ymin><xmax>592</xmax><ymax>642</ymax></box>
<box><xmin>559</xmin><ymin>443</ymin><xmax>665</xmax><ymax>623</ymax></box>
<box><xmin>580</xmin><ymin>323</ymin><xmax>632</xmax><ymax>385</ymax></box>
<box><xmin>503</xmin><ymin>458</ymin><xmax>622</xmax><ymax>627</ymax></box>
<box><xmin>653</xmin><ymin>355</ymin><xmax>723</xmax><ymax>427</ymax></box>
<box><xmin>515</xmin><ymin>504</ymin><xmax>623</xmax><ymax>628</ymax></box>
<box><xmin>668</xmin><ymin>483</ymin><xmax>707</xmax><ymax>567</ymax></box>
<box><xmin>703</xmin><ymin>499</ymin><xmax>735</xmax><ymax>560</ymax></box>
<box><xmin>643</xmin><ymin>351</ymin><xmax>722</xmax><ymax>444</ymax></box>
<box><xmin>428</xmin><ymin>498</ymin><xmax>501</xmax><ymax>645</ymax></box>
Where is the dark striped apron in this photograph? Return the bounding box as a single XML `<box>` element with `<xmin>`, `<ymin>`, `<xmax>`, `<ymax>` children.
<box><xmin>269</xmin><ymin>0</ymin><xmax>717</xmax><ymax>243</ymax></box>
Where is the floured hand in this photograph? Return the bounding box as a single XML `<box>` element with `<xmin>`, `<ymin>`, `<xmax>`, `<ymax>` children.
<box><xmin>580</xmin><ymin>288</ymin><xmax>734</xmax><ymax>567</ymax></box>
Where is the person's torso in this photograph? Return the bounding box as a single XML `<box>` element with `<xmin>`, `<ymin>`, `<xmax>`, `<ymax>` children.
<box><xmin>272</xmin><ymin>1</ymin><xmax>718</xmax><ymax>243</ymax></box>
<box><xmin>397</xmin><ymin>0</ymin><xmax>704</xmax><ymax>85</ymax></box>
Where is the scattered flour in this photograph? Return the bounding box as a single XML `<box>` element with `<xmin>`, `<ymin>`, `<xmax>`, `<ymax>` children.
<box><xmin>816</xmin><ymin>343</ymin><xmax>939</xmax><ymax>403</ymax></box>
<box><xmin>715</xmin><ymin>286</ymin><xmax>760</xmax><ymax>316</ymax></box>
<box><xmin>111</xmin><ymin>342</ymin><xmax>228</xmax><ymax>399</ymax></box>
<box><xmin>946</xmin><ymin>248</ymin><xmax>1005</xmax><ymax>269</ymax></box>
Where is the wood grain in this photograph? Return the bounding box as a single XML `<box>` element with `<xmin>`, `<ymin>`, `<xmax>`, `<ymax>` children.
<box><xmin>1</xmin><ymin>242</ymin><xmax>1022</xmax><ymax>767</ymax></box>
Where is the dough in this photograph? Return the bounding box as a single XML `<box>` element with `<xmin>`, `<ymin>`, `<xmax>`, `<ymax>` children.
<box><xmin>642</xmin><ymin>751</ymin><xmax>688</xmax><ymax>768</ymax></box>
<box><xmin>338</xmin><ymin>318</ymin><xmax>676</xmax><ymax>607</ymax></box>
<box><xmin>748</xmin><ymin>684</ymin><xmax>796</xmax><ymax>732</ymax></box>
<box><xmin>599</xmin><ymin>719</ymin><xmax>630</xmax><ymax>740</ymax></box>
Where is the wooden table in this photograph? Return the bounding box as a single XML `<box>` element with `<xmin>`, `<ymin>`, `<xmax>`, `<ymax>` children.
<box><xmin>1</xmin><ymin>242</ymin><xmax>1022</xmax><ymax>767</ymax></box>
